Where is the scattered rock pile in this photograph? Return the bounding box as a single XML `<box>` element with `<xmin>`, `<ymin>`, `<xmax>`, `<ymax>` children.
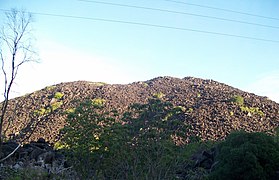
<box><xmin>0</xmin><ymin>138</ymin><xmax>70</xmax><ymax>179</ymax></box>
<box><xmin>2</xmin><ymin>76</ymin><xmax>279</xmax><ymax>144</ymax></box>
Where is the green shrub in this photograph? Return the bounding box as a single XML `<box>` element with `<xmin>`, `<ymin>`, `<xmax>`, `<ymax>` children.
<box><xmin>53</xmin><ymin>141</ymin><xmax>68</xmax><ymax>150</ymax></box>
<box><xmin>230</xmin><ymin>95</ymin><xmax>264</xmax><ymax>116</ymax></box>
<box><xmin>174</xmin><ymin>106</ymin><xmax>186</xmax><ymax>112</ymax></box>
<box><xmin>61</xmin><ymin>99</ymin><xmax>121</xmax><ymax>178</ymax></box>
<box><xmin>230</xmin><ymin>95</ymin><xmax>244</xmax><ymax>106</ymax></box>
<box><xmin>187</xmin><ymin>108</ymin><xmax>194</xmax><ymax>113</ymax></box>
<box><xmin>124</xmin><ymin>98</ymin><xmax>189</xmax><ymax>145</ymax></box>
<box><xmin>61</xmin><ymin>98</ymin><xmax>193</xmax><ymax>179</ymax></box>
<box><xmin>142</xmin><ymin>82</ymin><xmax>149</xmax><ymax>87</ymax></box>
<box><xmin>106</xmin><ymin>98</ymin><xmax>190</xmax><ymax>179</ymax></box>
<box><xmin>3</xmin><ymin>167</ymin><xmax>50</xmax><ymax>180</ymax></box>
<box><xmin>91</xmin><ymin>98</ymin><xmax>105</xmax><ymax>108</ymax></box>
<box><xmin>46</xmin><ymin>85</ymin><xmax>56</xmax><ymax>90</ymax></box>
<box><xmin>50</xmin><ymin>101</ymin><xmax>63</xmax><ymax>111</ymax></box>
<box><xmin>34</xmin><ymin>101</ymin><xmax>63</xmax><ymax>116</ymax></box>
<box><xmin>54</xmin><ymin>92</ymin><xmax>64</xmax><ymax>99</ymax></box>
<box><xmin>33</xmin><ymin>108</ymin><xmax>47</xmax><ymax>116</ymax></box>
<box><xmin>33</xmin><ymin>107</ymin><xmax>51</xmax><ymax>116</ymax></box>
<box><xmin>153</xmin><ymin>92</ymin><xmax>165</xmax><ymax>99</ymax></box>
<box><xmin>65</xmin><ymin>108</ymin><xmax>75</xmax><ymax>114</ymax></box>
<box><xmin>209</xmin><ymin>131</ymin><xmax>279</xmax><ymax>180</ymax></box>
<box><xmin>275</xmin><ymin>127</ymin><xmax>279</xmax><ymax>144</ymax></box>
<box><xmin>240</xmin><ymin>106</ymin><xmax>264</xmax><ymax>116</ymax></box>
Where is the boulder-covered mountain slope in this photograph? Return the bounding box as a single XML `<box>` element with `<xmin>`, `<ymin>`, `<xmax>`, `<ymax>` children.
<box><xmin>2</xmin><ymin>76</ymin><xmax>279</xmax><ymax>144</ymax></box>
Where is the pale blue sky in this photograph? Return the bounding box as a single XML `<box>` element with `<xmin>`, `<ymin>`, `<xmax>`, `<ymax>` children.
<box><xmin>1</xmin><ymin>0</ymin><xmax>279</xmax><ymax>102</ymax></box>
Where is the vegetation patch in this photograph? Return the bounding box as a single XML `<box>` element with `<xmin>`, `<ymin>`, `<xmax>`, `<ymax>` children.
<box><xmin>91</xmin><ymin>98</ymin><xmax>105</xmax><ymax>108</ymax></box>
<box><xmin>142</xmin><ymin>82</ymin><xmax>149</xmax><ymax>87</ymax></box>
<box><xmin>60</xmin><ymin>97</ymin><xmax>200</xmax><ymax>179</ymax></box>
<box><xmin>65</xmin><ymin>108</ymin><xmax>75</xmax><ymax>114</ymax></box>
<box><xmin>230</xmin><ymin>95</ymin><xmax>244</xmax><ymax>106</ymax></box>
<box><xmin>56</xmin><ymin>95</ymin><xmax>279</xmax><ymax>179</ymax></box>
<box><xmin>46</xmin><ymin>85</ymin><xmax>56</xmax><ymax>91</ymax></box>
<box><xmin>187</xmin><ymin>108</ymin><xmax>194</xmax><ymax>113</ymax></box>
<box><xmin>230</xmin><ymin>95</ymin><xmax>264</xmax><ymax>116</ymax></box>
<box><xmin>33</xmin><ymin>95</ymin><xmax>64</xmax><ymax>116</ymax></box>
<box><xmin>50</xmin><ymin>101</ymin><xmax>63</xmax><ymax>111</ymax></box>
<box><xmin>174</xmin><ymin>105</ymin><xmax>186</xmax><ymax>112</ymax></box>
<box><xmin>153</xmin><ymin>92</ymin><xmax>165</xmax><ymax>99</ymax></box>
<box><xmin>240</xmin><ymin>106</ymin><xmax>264</xmax><ymax>116</ymax></box>
<box><xmin>2</xmin><ymin>77</ymin><xmax>279</xmax><ymax>179</ymax></box>
<box><xmin>54</xmin><ymin>92</ymin><xmax>64</xmax><ymax>100</ymax></box>
<box><xmin>210</xmin><ymin>131</ymin><xmax>279</xmax><ymax>180</ymax></box>
<box><xmin>54</xmin><ymin>141</ymin><xmax>68</xmax><ymax>150</ymax></box>
<box><xmin>89</xmin><ymin>82</ymin><xmax>107</xmax><ymax>86</ymax></box>
<box><xmin>33</xmin><ymin>107</ymin><xmax>51</xmax><ymax>116</ymax></box>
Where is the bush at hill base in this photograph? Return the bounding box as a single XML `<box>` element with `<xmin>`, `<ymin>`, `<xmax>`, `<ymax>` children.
<box><xmin>209</xmin><ymin>131</ymin><xmax>279</xmax><ymax>180</ymax></box>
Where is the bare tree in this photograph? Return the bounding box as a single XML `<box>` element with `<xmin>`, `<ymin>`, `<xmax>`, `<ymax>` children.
<box><xmin>0</xmin><ymin>9</ymin><xmax>37</xmax><ymax>156</ymax></box>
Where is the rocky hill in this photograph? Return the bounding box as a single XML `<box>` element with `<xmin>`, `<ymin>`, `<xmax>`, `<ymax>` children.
<box><xmin>2</xmin><ymin>76</ymin><xmax>279</xmax><ymax>144</ymax></box>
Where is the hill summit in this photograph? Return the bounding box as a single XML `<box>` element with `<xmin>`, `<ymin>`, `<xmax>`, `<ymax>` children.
<box><xmin>3</xmin><ymin>76</ymin><xmax>279</xmax><ymax>144</ymax></box>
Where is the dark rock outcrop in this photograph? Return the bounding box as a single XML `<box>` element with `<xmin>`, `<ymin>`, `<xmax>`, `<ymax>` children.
<box><xmin>0</xmin><ymin>138</ymin><xmax>68</xmax><ymax>178</ymax></box>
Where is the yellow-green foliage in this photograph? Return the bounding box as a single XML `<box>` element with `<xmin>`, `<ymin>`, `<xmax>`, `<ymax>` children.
<box><xmin>153</xmin><ymin>92</ymin><xmax>165</xmax><ymax>99</ymax></box>
<box><xmin>97</xmin><ymin>82</ymin><xmax>107</xmax><ymax>86</ymax></box>
<box><xmin>163</xmin><ymin>112</ymin><xmax>173</xmax><ymax>121</ymax></box>
<box><xmin>187</xmin><ymin>108</ymin><xmax>194</xmax><ymax>113</ymax></box>
<box><xmin>61</xmin><ymin>98</ymin><xmax>195</xmax><ymax>179</ymax></box>
<box><xmin>230</xmin><ymin>95</ymin><xmax>244</xmax><ymax>106</ymax></box>
<box><xmin>65</xmin><ymin>108</ymin><xmax>75</xmax><ymax>114</ymax></box>
<box><xmin>51</xmin><ymin>101</ymin><xmax>63</xmax><ymax>111</ymax></box>
<box><xmin>54</xmin><ymin>92</ymin><xmax>64</xmax><ymax>99</ymax></box>
<box><xmin>142</xmin><ymin>82</ymin><xmax>149</xmax><ymax>87</ymax></box>
<box><xmin>230</xmin><ymin>95</ymin><xmax>264</xmax><ymax>116</ymax></box>
<box><xmin>173</xmin><ymin>106</ymin><xmax>186</xmax><ymax>112</ymax></box>
<box><xmin>46</xmin><ymin>85</ymin><xmax>56</xmax><ymax>90</ymax></box>
<box><xmin>33</xmin><ymin>107</ymin><xmax>51</xmax><ymax>116</ymax></box>
<box><xmin>240</xmin><ymin>106</ymin><xmax>264</xmax><ymax>116</ymax></box>
<box><xmin>33</xmin><ymin>108</ymin><xmax>46</xmax><ymax>116</ymax></box>
<box><xmin>91</xmin><ymin>98</ymin><xmax>105</xmax><ymax>107</ymax></box>
<box><xmin>54</xmin><ymin>141</ymin><xmax>68</xmax><ymax>150</ymax></box>
<box><xmin>34</xmin><ymin>92</ymin><xmax>64</xmax><ymax>116</ymax></box>
<box><xmin>164</xmin><ymin>106</ymin><xmax>186</xmax><ymax>121</ymax></box>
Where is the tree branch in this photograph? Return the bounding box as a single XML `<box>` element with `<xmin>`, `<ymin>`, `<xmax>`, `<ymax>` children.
<box><xmin>0</xmin><ymin>143</ymin><xmax>21</xmax><ymax>162</ymax></box>
<box><xmin>0</xmin><ymin>9</ymin><xmax>36</xmax><ymax>156</ymax></box>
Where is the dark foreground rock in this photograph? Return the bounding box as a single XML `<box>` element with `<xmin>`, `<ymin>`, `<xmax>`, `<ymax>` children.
<box><xmin>0</xmin><ymin>138</ymin><xmax>73</xmax><ymax>179</ymax></box>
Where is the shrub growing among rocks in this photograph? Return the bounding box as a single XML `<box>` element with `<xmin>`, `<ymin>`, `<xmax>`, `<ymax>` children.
<box><xmin>210</xmin><ymin>131</ymin><xmax>279</xmax><ymax>180</ymax></box>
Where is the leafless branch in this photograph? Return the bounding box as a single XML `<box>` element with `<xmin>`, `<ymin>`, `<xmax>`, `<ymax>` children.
<box><xmin>0</xmin><ymin>8</ymin><xmax>37</xmax><ymax>158</ymax></box>
<box><xmin>0</xmin><ymin>143</ymin><xmax>21</xmax><ymax>162</ymax></box>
